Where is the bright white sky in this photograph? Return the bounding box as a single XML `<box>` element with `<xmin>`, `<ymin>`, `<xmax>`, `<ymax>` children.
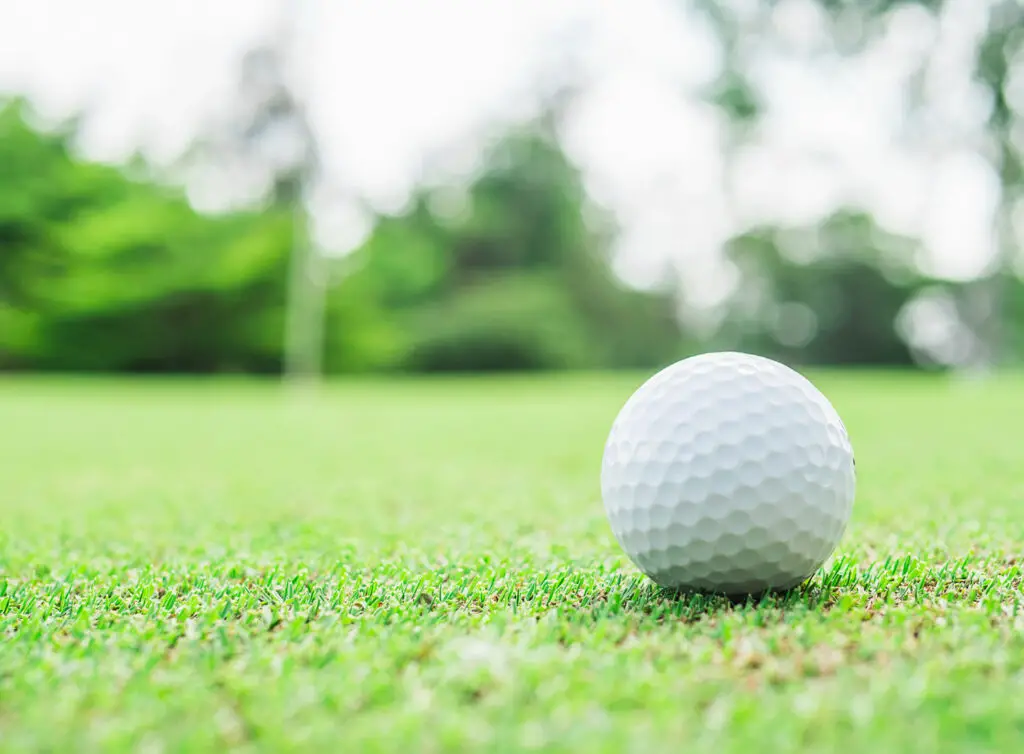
<box><xmin>0</xmin><ymin>0</ymin><xmax>1002</xmax><ymax>308</ymax></box>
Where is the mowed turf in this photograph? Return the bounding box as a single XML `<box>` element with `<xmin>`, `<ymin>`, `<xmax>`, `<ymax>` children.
<box><xmin>1</xmin><ymin>371</ymin><xmax>1023</xmax><ymax>753</ymax></box>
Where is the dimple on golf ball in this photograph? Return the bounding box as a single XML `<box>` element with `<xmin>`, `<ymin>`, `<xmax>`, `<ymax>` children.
<box><xmin>600</xmin><ymin>351</ymin><xmax>856</xmax><ymax>596</ymax></box>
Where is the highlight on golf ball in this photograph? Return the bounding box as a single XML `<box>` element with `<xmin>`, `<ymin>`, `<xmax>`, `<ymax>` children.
<box><xmin>600</xmin><ymin>351</ymin><xmax>856</xmax><ymax>597</ymax></box>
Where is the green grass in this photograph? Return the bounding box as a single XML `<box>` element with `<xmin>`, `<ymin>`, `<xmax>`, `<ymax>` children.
<box><xmin>2</xmin><ymin>370</ymin><xmax>1023</xmax><ymax>753</ymax></box>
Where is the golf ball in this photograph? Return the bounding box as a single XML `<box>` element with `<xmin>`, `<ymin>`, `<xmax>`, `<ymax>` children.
<box><xmin>600</xmin><ymin>351</ymin><xmax>855</xmax><ymax>596</ymax></box>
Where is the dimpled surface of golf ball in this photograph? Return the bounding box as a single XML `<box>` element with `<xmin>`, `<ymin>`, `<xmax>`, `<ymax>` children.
<box><xmin>601</xmin><ymin>351</ymin><xmax>855</xmax><ymax>596</ymax></box>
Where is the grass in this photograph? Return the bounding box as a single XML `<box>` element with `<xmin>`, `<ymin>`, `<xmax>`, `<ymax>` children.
<box><xmin>1</xmin><ymin>370</ymin><xmax>1024</xmax><ymax>753</ymax></box>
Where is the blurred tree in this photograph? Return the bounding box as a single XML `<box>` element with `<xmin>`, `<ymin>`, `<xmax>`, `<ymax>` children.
<box><xmin>796</xmin><ymin>0</ymin><xmax>1024</xmax><ymax>366</ymax></box>
<box><xmin>687</xmin><ymin>0</ymin><xmax>1024</xmax><ymax>367</ymax></box>
<box><xmin>692</xmin><ymin>0</ymin><xmax>764</xmax><ymax>130</ymax></box>
<box><xmin>968</xmin><ymin>0</ymin><xmax>1024</xmax><ymax>365</ymax></box>
<box><xmin>826</xmin><ymin>0</ymin><xmax>1024</xmax><ymax>366</ymax></box>
<box><xmin>0</xmin><ymin>97</ymin><xmax>687</xmax><ymax>374</ymax></box>
<box><xmin>337</xmin><ymin>119</ymin><xmax>690</xmax><ymax>372</ymax></box>
<box><xmin>718</xmin><ymin>210</ymin><xmax>928</xmax><ymax>365</ymax></box>
<box><xmin>0</xmin><ymin>99</ymin><xmax>84</xmax><ymax>351</ymax></box>
<box><xmin>185</xmin><ymin>1</ymin><xmax>331</xmax><ymax>388</ymax></box>
<box><xmin>0</xmin><ymin>99</ymin><xmax>298</xmax><ymax>372</ymax></box>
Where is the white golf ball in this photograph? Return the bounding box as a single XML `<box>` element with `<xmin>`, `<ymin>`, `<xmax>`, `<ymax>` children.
<box><xmin>601</xmin><ymin>351</ymin><xmax>856</xmax><ymax>596</ymax></box>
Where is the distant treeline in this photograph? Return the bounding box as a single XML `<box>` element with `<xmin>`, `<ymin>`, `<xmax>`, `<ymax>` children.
<box><xmin>0</xmin><ymin>100</ymin><xmax>1019</xmax><ymax>374</ymax></box>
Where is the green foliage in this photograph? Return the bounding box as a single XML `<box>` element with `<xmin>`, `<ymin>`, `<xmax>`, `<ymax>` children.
<box><xmin>337</xmin><ymin>125</ymin><xmax>689</xmax><ymax>373</ymax></box>
<box><xmin>0</xmin><ymin>99</ymin><xmax>295</xmax><ymax>373</ymax></box>
<box><xmin>0</xmin><ymin>102</ymin><xmax>688</xmax><ymax>374</ymax></box>
<box><xmin>1002</xmin><ymin>274</ymin><xmax>1024</xmax><ymax>358</ymax></box>
<box><xmin>0</xmin><ymin>102</ymin><xmax>82</xmax><ymax>309</ymax></box>
<box><xmin>320</xmin><ymin>274</ymin><xmax>405</xmax><ymax>374</ymax></box>
<box><xmin>399</xmin><ymin>272</ymin><xmax>597</xmax><ymax>372</ymax></box>
<box><xmin>39</xmin><ymin>209</ymin><xmax>293</xmax><ymax>373</ymax></box>
<box><xmin>719</xmin><ymin>211</ymin><xmax>928</xmax><ymax>365</ymax></box>
<box><xmin>344</xmin><ymin>197</ymin><xmax>452</xmax><ymax>310</ymax></box>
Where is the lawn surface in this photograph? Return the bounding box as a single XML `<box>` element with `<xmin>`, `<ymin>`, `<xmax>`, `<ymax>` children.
<box><xmin>2</xmin><ymin>371</ymin><xmax>1023</xmax><ymax>753</ymax></box>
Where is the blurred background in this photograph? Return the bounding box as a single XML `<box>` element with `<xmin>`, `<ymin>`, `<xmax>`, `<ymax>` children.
<box><xmin>1</xmin><ymin>0</ymin><xmax>1022</xmax><ymax>381</ymax></box>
